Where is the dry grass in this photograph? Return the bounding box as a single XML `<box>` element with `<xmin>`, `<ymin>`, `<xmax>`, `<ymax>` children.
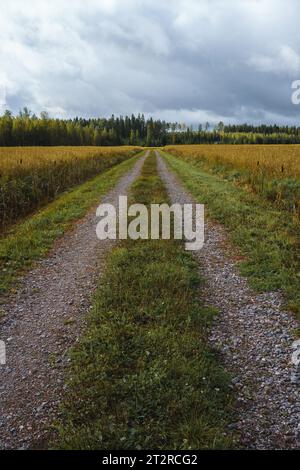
<box><xmin>0</xmin><ymin>146</ymin><xmax>141</xmax><ymax>228</ymax></box>
<box><xmin>165</xmin><ymin>144</ymin><xmax>300</xmax><ymax>215</ymax></box>
<box><xmin>0</xmin><ymin>146</ymin><xmax>138</xmax><ymax>177</ymax></box>
<box><xmin>165</xmin><ymin>144</ymin><xmax>300</xmax><ymax>180</ymax></box>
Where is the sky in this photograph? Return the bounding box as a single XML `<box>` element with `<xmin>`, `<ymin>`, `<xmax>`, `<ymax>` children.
<box><xmin>1</xmin><ymin>0</ymin><xmax>300</xmax><ymax>125</ymax></box>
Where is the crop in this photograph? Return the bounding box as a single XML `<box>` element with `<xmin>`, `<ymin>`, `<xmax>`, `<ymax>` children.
<box><xmin>165</xmin><ymin>144</ymin><xmax>300</xmax><ymax>215</ymax></box>
<box><xmin>0</xmin><ymin>146</ymin><xmax>140</xmax><ymax>229</ymax></box>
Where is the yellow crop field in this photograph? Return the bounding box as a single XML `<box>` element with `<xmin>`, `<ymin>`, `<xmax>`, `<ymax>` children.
<box><xmin>165</xmin><ymin>144</ymin><xmax>300</xmax><ymax>215</ymax></box>
<box><xmin>165</xmin><ymin>144</ymin><xmax>300</xmax><ymax>180</ymax></box>
<box><xmin>0</xmin><ymin>146</ymin><xmax>141</xmax><ymax>228</ymax></box>
<box><xmin>0</xmin><ymin>146</ymin><xmax>139</xmax><ymax>177</ymax></box>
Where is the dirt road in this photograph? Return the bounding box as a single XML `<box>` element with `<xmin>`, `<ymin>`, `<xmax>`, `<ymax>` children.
<box><xmin>0</xmin><ymin>151</ymin><xmax>148</xmax><ymax>449</ymax></box>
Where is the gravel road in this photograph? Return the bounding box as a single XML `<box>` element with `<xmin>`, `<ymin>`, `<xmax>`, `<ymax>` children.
<box><xmin>0</xmin><ymin>152</ymin><xmax>148</xmax><ymax>450</ymax></box>
<box><xmin>156</xmin><ymin>150</ymin><xmax>299</xmax><ymax>450</ymax></box>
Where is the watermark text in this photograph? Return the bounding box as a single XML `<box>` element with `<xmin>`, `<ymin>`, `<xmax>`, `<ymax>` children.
<box><xmin>96</xmin><ymin>196</ymin><xmax>204</xmax><ymax>251</ymax></box>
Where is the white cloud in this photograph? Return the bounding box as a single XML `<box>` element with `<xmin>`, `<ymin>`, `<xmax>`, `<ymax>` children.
<box><xmin>248</xmin><ymin>46</ymin><xmax>300</xmax><ymax>77</ymax></box>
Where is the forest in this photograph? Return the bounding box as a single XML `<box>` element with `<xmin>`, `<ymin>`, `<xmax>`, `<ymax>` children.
<box><xmin>1</xmin><ymin>109</ymin><xmax>300</xmax><ymax>146</ymax></box>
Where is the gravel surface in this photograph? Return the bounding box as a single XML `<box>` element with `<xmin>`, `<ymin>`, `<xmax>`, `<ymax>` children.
<box><xmin>156</xmin><ymin>151</ymin><xmax>300</xmax><ymax>450</ymax></box>
<box><xmin>0</xmin><ymin>152</ymin><xmax>148</xmax><ymax>450</ymax></box>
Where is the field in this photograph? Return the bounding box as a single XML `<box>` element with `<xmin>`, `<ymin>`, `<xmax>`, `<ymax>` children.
<box><xmin>165</xmin><ymin>144</ymin><xmax>300</xmax><ymax>215</ymax></box>
<box><xmin>165</xmin><ymin>144</ymin><xmax>300</xmax><ymax>179</ymax></box>
<box><xmin>0</xmin><ymin>146</ymin><xmax>140</xmax><ymax>229</ymax></box>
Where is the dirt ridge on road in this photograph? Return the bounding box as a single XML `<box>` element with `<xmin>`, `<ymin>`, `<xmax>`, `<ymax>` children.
<box><xmin>156</xmin><ymin>150</ymin><xmax>299</xmax><ymax>450</ymax></box>
<box><xmin>0</xmin><ymin>151</ymin><xmax>148</xmax><ymax>450</ymax></box>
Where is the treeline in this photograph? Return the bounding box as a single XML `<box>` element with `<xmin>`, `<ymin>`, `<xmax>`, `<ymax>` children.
<box><xmin>0</xmin><ymin>109</ymin><xmax>169</xmax><ymax>147</ymax></box>
<box><xmin>223</xmin><ymin>123</ymin><xmax>300</xmax><ymax>135</ymax></box>
<box><xmin>169</xmin><ymin>129</ymin><xmax>300</xmax><ymax>145</ymax></box>
<box><xmin>1</xmin><ymin>109</ymin><xmax>300</xmax><ymax>146</ymax></box>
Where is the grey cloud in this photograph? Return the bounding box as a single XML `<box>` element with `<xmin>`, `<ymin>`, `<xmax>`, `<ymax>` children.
<box><xmin>1</xmin><ymin>0</ymin><xmax>300</xmax><ymax>124</ymax></box>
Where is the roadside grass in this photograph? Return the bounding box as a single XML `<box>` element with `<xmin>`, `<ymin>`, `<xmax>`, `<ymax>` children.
<box><xmin>159</xmin><ymin>150</ymin><xmax>300</xmax><ymax>317</ymax></box>
<box><xmin>56</xmin><ymin>153</ymin><xmax>235</xmax><ymax>450</ymax></box>
<box><xmin>0</xmin><ymin>153</ymin><xmax>142</xmax><ymax>296</ymax></box>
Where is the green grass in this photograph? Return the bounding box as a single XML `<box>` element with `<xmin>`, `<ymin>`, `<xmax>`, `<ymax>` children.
<box><xmin>56</xmin><ymin>153</ymin><xmax>235</xmax><ymax>450</ymax></box>
<box><xmin>0</xmin><ymin>153</ymin><xmax>143</xmax><ymax>296</ymax></box>
<box><xmin>159</xmin><ymin>150</ymin><xmax>300</xmax><ymax>316</ymax></box>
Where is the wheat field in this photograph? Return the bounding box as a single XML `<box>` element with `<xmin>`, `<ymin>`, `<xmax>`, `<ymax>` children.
<box><xmin>165</xmin><ymin>144</ymin><xmax>300</xmax><ymax>215</ymax></box>
<box><xmin>0</xmin><ymin>146</ymin><xmax>139</xmax><ymax>177</ymax></box>
<box><xmin>0</xmin><ymin>146</ymin><xmax>140</xmax><ymax>228</ymax></box>
<box><xmin>165</xmin><ymin>144</ymin><xmax>300</xmax><ymax>180</ymax></box>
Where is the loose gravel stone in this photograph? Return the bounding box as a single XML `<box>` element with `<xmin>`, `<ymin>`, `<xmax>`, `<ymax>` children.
<box><xmin>156</xmin><ymin>151</ymin><xmax>299</xmax><ymax>450</ymax></box>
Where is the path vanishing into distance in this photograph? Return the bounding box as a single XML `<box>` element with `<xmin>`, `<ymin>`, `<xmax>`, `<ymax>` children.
<box><xmin>0</xmin><ymin>149</ymin><xmax>299</xmax><ymax>450</ymax></box>
<box><xmin>0</xmin><ymin>151</ymin><xmax>148</xmax><ymax>449</ymax></box>
<box><xmin>156</xmin><ymin>150</ymin><xmax>299</xmax><ymax>450</ymax></box>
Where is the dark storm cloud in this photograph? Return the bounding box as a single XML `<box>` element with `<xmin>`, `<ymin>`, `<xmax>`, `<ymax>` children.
<box><xmin>1</xmin><ymin>0</ymin><xmax>300</xmax><ymax>124</ymax></box>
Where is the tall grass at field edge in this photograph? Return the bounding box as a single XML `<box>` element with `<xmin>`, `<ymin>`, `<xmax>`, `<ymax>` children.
<box><xmin>165</xmin><ymin>144</ymin><xmax>300</xmax><ymax>217</ymax></box>
<box><xmin>0</xmin><ymin>146</ymin><xmax>141</xmax><ymax>228</ymax></box>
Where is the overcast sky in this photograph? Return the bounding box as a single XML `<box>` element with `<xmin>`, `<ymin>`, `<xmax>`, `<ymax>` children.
<box><xmin>1</xmin><ymin>0</ymin><xmax>300</xmax><ymax>125</ymax></box>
